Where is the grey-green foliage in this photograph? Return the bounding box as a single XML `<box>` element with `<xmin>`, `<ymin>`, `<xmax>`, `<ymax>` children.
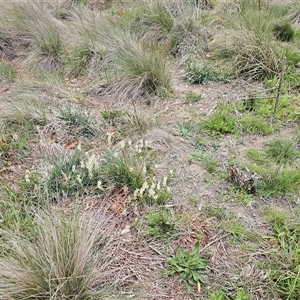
<box><xmin>0</xmin><ymin>212</ymin><xmax>108</xmax><ymax>299</ymax></box>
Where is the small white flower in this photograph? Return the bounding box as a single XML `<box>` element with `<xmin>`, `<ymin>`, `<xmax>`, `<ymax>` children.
<box><xmin>120</xmin><ymin>140</ymin><xmax>125</xmax><ymax>149</ymax></box>
<box><xmin>156</xmin><ymin>181</ymin><xmax>161</xmax><ymax>190</ymax></box>
<box><xmin>162</xmin><ymin>176</ymin><xmax>167</xmax><ymax>187</ymax></box>
<box><xmin>142</xmin><ymin>164</ymin><xmax>147</xmax><ymax>174</ymax></box>
<box><xmin>77</xmin><ymin>175</ymin><xmax>82</xmax><ymax>184</ymax></box>
<box><xmin>151</xmin><ymin>181</ymin><xmax>156</xmax><ymax>190</ymax></box>
<box><xmin>133</xmin><ymin>189</ymin><xmax>139</xmax><ymax>199</ymax></box>
<box><xmin>139</xmin><ymin>181</ymin><xmax>148</xmax><ymax>196</ymax></box>
<box><xmin>25</xmin><ymin>170</ymin><xmax>31</xmax><ymax>183</ymax></box>
<box><xmin>148</xmin><ymin>188</ymin><xmax>156</xmax><ymax>198</ymax></box>
<box><xmin>97</xmin><ymin>180</ymin><xmax>104</xmax><ymax>191</ymax></box>
<box><xmin>85</xmin><ymin>154</ymin><xmax>98</xmax><ymax>178</ymax></box>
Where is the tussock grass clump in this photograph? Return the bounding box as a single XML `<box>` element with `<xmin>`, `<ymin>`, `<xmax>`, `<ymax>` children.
<box><xmin>268</xmin><ymin>222</ymin><xmax>300</xmax><ymax>300</ymax></box>
<box><xmin>61</xmin><ymin>6</ymin><xmax>105</xmax><ymax>77</ymax></box>
<box><xmin>127</xmin><ymin>0</ymin><xmax>175</xmax><ymax>39</ymax></box>
<box><xmin>240</xmin><ymin>115</ymin><xmax>274</xmax><ymax>135</ymax></box>
<box><xmin>100</xmin><ymin>149</ymin><xmax>146</xmax><ymax>191</ymax></box>
<box><xmin>214</xmin><ymin>9</ymin><xmax>284</xmax><ymax>80</ymax></box>
<box><xmin>0</xmin><ymin>72</ymin><xmax>65</xmax><ymax>124</ymax></box>
<box><xmin>185</xmin><ymin>62</ymin><xmax>229</xmax><ymax>84</ymax></box>
<box><xmin>202</xmin><ymin>108</ymin><xmax>237</xmax><ymax>136</ymax></box>
<box><xmin>0</xmin><ymin>212</ymin><xmax>109</xmax><ymax>299</ymax></box>
<box><xmin>0</xmin><ymin>1</ymin><xmax>64</xmax><ymax>70</ymax></box>
<box><xmin>36</xmin><ymin>150</ymin><xmax>102</xmax><ymax>201</ymax></box>
<box><xmin>0</xmin><ymin>183</ymin><xmax>34</xmax><ymax>236</ymax></box>
<box><xmin>64</xmin><ymin>6</ymin><xmax>173</xmax><ymax>97</ymax></box>
<box><xmin>259</xmin><ymin>167</ymin><xmax>300</xmax><ymax>195</ymax></box>
<box><xmin>265</xmin><ymin>138</ymin><xmax>298</xmax><ymax>164</ymax></box>
<box><xmin>62</xmin><ymin>43</ymin><xmax>100</xmax><ymax>77</ymax></box>
<box><xmin>144</xmin><ymin>208</ymin><xmax>179</xmax><ymax>240</ymax></box>
<box><xmin>273</xmin><ymin>21</ymin><xmax>294</xmax><ymax>42</ymax></box>
<box><xmin>105</xmin><ymin>32</ymin><xmax>172</xmax><ymax>100</ymax></box>
<box><xmin>185</xmin><ymin>91</ymin><xmax>202</xmax><ymax>104</ymax></box>
<box><xmin>234</xmin><ymin>38</ymin><xmax>282</xmax><ymax>80</ymax></box>
<box><xmin>58</xmin><ymin>104</ymin><xmax>96</xmax><ymax>137</ymax></box>
<box><xmin>125</xmin><ymin>0</ymin><xmax>209</xmax><ymax>57</ymax></box>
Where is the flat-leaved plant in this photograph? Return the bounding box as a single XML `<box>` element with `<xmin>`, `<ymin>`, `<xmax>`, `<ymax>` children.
<box><xmin>168</xmin><ymin>241</ymin><xmax>209</xmax><ymax>293</ymax></box>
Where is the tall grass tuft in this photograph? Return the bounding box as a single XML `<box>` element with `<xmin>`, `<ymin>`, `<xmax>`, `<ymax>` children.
<box><xmin>105</xmin><ymin>32</ymin><xmax>172</xmax><ymax>100</ymax></box>
<box><xmin>0</xmin><ymin>1</ymin><xmax>63</xmax><ymax>70</ymax></box>
<box><xmin>0</xmin><ymin>212</ymin><xmax>109</xmax><ymax>299</ymax></box>
<box><xmin>214</xmin><ymin>9</ymin><xmax>284</xmax><ymax>80</ymax></box>
<box><xmin>125</xmin><ymin>0</ymin><xmax>175</xmax><ymax>40</ymax></box>
<box><xmin>61</xmin><ymin>6</ymin><xmax>105</xmax><ymax>77</ymax></box>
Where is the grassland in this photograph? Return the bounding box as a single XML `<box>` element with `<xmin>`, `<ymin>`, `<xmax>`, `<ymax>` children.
<box><xmin>1</xmin><ymin>0</ymin><xmax>300</xmax><ymax>299</ymax></box>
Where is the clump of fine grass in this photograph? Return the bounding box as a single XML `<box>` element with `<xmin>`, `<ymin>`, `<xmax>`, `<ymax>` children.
<box><xmin>273</xmin><ymin>21</ymin><xmax>294</xmax><ymax>42</ymax></box>
<box><xmin>18</xmin><ymin>150</ymin><xmax>101</xmax><ymax>202</ymax></box>
<box><xmin>100</xmin><ymin>149</ymin><xmax>146</xmax><ymax>191</ymax></box>
<box><xmin>0</xmin><ymin>72</ymin><xmax>64</xmax><ymax>124</ymax></box>
<box><xmin>214</xmin><ymin>8</ymin><xmax>283</xmax><ymax>80</ymax></box>
<box><xmin>0</xmin><ymin>1</ymin><xmax>63</xmax><ymax>70</ymax></box>
<box><xmin>185</xmin><ymin>91</ymin><xmax>202</xmax><ymax>104</ymax></box>
<box><xmin>126</xmin><ymin>0</ymin><xmax>175</xmax><ymax>40</ymax></box>
<box><xmin>175</xmin><ymin>121</ymin><xmax>195</xmax><ymax>137</ymax></box>
<box><xmin>144</xmin><ymin>208</ymin><xmax>179</xmax><ymax>240</ymax></box>
<box><xmin>233</xmin><ymin>33</ymin><xmax>281</xmax><ymax>80</ymax></box>
<box><xmin>268</xmin><ymin>222</ymin><xmax>300</xmax><ymax>300</ymax></box>
<box><xmin>185</xmin><ymin>62</ymin><xmax>228</xmax><ymax>84</ymax></box>
<box><xmin>64</xmin><ymin>6</ymin><xmax>173</xmax><ymax>98</ymax></box>
<box><xmin>105</xmin><ymin>32</ymin><xmax>172</xmax><ymax>100</ymax></box>
<box><xmin>261</xmin><ymin>207</ymin><xmax>289</xmax><ymax>226</ymax></box>
<box><xmin>191</xmin><ymin>151</ymin><xmax>220</xmax><ymax>173</ymax></box>
<box><xmin>258</xmin><ymin>167</ymin><xmax>300</xmax><ymax>196</ymax></box>
<box><xmin>99</xmin><ymin>140</ymin><xmax>172</xmax><ymax>205</ymax></box>
<box><xmin>0</xmin><ymin>183</ymin><xmax>34</xmax><ymax>237</ymax></box>
<box><xmin>265</xmin><ymin>138</ymin><xmax>298</xmax><ymax>164</ymax></box>
<box><xmin>60</xmin><ymin>6</ymin><xmax>105</xmax><ymax>78</ymax></box>
<box><xmin>240</xmin><ymin>114</ymin><xmax>274</xmax><ymax>135</ymax></box>
<box><xmin>0</xmin><ymin>211</ymin><xmax>110</xmax><ymax>299</ymax></box>
<box><xmin>58</xmin><ymin>104</ymin><xmax>96</xmax><ymax>138</ymax></box>
<box><xmin>61</xmin><ymin>43</ymin><xmax>96</xmax><ymax>77</ymax></box>
<box><xmin>201</xmin><ymin>107</ymin><xmax>237</xmax><ymax>136</ymax></box>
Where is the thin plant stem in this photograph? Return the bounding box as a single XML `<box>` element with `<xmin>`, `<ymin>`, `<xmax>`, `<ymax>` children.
<box><xmin>272</xmin><ymin>56</ymin><xmax>286</xmax><ymax>122</ymax></box>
